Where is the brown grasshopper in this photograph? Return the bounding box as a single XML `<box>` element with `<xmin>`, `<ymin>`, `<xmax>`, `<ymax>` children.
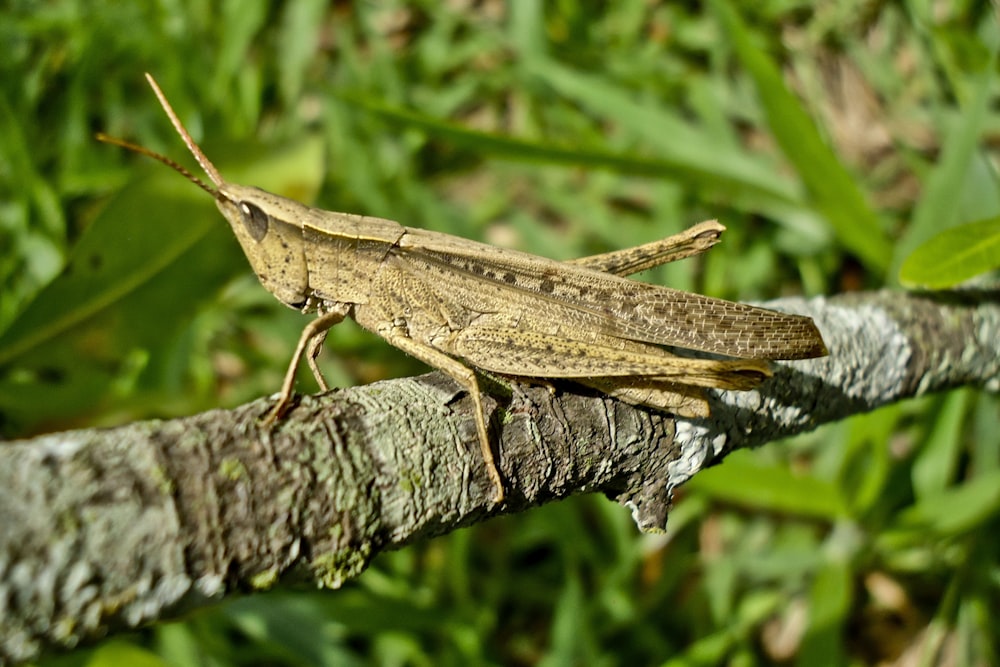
<box><xmin>100</xmin><ymin>74</ymin><xmax>827</xmax><ymax>504</ymax></box>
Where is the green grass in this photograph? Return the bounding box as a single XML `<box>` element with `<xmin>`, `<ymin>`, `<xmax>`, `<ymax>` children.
<box><xmin>2</xmin><ymin>1</ymin><xmax>999</xmax><ymax>665</ymax></box>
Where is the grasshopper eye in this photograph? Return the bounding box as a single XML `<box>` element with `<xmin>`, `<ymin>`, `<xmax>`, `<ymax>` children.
<box><xmin>238</xmin><ymin>201</ymin><xmax>269</xmax><ymax>242</ymax></box>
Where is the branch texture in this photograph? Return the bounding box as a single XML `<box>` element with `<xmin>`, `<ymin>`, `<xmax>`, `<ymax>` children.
<box><xmin>1</xmin><ymin>289</ymin><xmax>997</xmax><ymax>663</ymax></box>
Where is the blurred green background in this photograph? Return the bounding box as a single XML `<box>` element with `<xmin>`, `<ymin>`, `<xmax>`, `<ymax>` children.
<box><xmin>2</xmin><ymin>1</ymin><xmax>999</xmax><ymax>665</ymax></box>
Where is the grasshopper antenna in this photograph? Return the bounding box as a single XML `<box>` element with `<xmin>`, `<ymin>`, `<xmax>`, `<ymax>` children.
<box><xmin>142</xmin><ymin>73</ymin><xmax>225</xmax><ymax>188</ymax></box>
<box><xmin>96</xmin><ymin>73</ymin><xmax>225</xmax><ymax>198</ymax></box>
<box><xmin>95</xmin><ymin>132</ymin><xmax>218</xmax><ymax>198</ymax></box>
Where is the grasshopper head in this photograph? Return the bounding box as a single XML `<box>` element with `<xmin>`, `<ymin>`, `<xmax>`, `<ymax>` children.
<box><xmin>99</xmin><ymin>74</ymin><xmax>312</xmax><ymax>310</ymax></box>
<box><xmin>212</xmin><ymin>183</ymin><xmax>312</xmax><ymax>309</ymax></box>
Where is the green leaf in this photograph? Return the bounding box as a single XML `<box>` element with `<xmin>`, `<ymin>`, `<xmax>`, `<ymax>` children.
<box><xmin>0</xmin><ymin>136</ymin><xmax>323</xmax><ymax>363</ymax></box>
<box><xmin>911</xmin><ymin>391</ymin><xmax>971</xmax><ymax>497</ymax></box>
<box><xmin>898</xmin><ymin>215</ymin><xmax>1000</xmax><ymax>288</ymax></box>
<box><xmin>893</xmin><ymin>52</ymin><xmax>998</xmax><ymax>280</ymax></box>
<box><xmin>277</xmin><ymin>0</ymin><xmax>327</xmax><ymax>105</ymax></box>
<box><xmin>84</xmin><ymin>641</ymin><xmax>169</xmax><ymax>667</ymax></box>
<box><xmin>797</xmin><ymin>560</ymin><xmax>851</xmax><ymax>666</ymax></box>
<box><xmin>522</xmin><ymin>58</ymin><xmax>804</xmax><ymax>209</ymax></box>
<box><xmin>0</xmin><ymin>175</ymin><xmax>215</xmax><ymax>366</ymax></box>
<box><xmin>687</xmin><ymin>452</ymin><xmax>848</xmax><ymax>519</ymax></box>
<box><xmin>890</xmin><ymin>471</ymin><xmax>1000</xmax><ymax>537</ymax></box>
<box><xmin>340</xmin><ymin>91</ymin><xmax>803</xmax><ymax>210</ymax></box>
<box><xmin>709</xmin><ymin>0</ymin><xmax>892</xmax><ymax>272</ymax></box>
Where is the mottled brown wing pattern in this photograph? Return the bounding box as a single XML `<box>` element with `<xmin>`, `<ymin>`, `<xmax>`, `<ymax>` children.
<box><xmin>394</xmin><ymin>242</ymin><xmax>826</xmax><ymax>361</ymax></box>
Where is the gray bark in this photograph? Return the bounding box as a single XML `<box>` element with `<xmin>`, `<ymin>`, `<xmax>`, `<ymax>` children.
<box><xmin>1</xmin><ymin>289</ymin><xmax>997</xmax><ymax>664</ymax></box>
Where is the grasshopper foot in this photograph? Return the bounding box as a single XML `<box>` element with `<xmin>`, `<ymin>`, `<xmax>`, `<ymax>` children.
<box><xmin>261</xmin><ymin>393</ymin><xmax>299</xmax><ymax>428</ymax></box>
<box><xmin>488</xmin><ymin>471</ymin><xmax>506</xmax><ymax>505</ymax></box>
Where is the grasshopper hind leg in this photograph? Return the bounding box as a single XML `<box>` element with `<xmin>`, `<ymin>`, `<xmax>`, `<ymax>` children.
<box><xmin>578</xmin><ymin>378</ymin><xmax>712</xmax><ymax>418</ymax></box>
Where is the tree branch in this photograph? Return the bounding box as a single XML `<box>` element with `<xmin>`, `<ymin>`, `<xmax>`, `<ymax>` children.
<box><xmin>1</xmin><ymin>289</ymin><xmax>997</xmax><ymax>663</ymax></box>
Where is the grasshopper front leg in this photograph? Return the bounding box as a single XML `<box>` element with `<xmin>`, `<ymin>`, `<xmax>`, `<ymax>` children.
<box><xmin>264</xmin><ymin>304</ymin><xmax>350</xmax><ymax>425</ymax></box>
<box><xmin>305</xmin><ymin>330</ymin><xmax>332</xmax><ymax>392</ymax></box>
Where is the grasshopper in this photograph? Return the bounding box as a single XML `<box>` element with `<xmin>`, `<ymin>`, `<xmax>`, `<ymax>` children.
<box><xmin>99</xmin><ymin>74</ymin><xmax>827</xmax><ymax>504</ymax></box>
